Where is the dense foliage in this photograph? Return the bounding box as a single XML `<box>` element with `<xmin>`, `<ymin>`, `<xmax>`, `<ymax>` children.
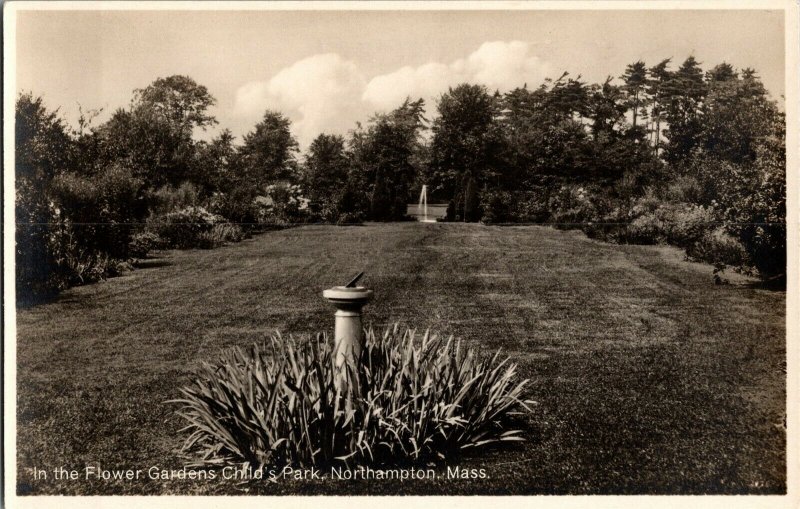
<box><xmin>426</xmin><ymin>60</ymin><xmax>785</xmax><ymax>282</ymax></box>
<box><xmin>15</xmin><ymin>58</ymin><xmax>786</xmax><ymax>302</ymax></box>
<box><xmin>172</xmin><ymin>326</ymin><xmax>531</xmax><ymax>468</ymax></box>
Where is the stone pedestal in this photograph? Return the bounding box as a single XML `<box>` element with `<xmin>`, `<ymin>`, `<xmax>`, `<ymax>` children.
<box><xmin>322</xmin><ymin>286</ymin><xmax>373</xmax><ymax>371</ymax></box>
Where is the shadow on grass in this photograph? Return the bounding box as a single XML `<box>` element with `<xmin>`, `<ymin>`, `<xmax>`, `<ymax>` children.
<box><xmin>733</xmin><ymin>274</ymin><xmax>786</xmax><ymax>292</ymax></box>
<box><xmin>16</xmin><ymin>255</ymin><xmax>174</xmax><ymax>309</ymax></box>
<box><xmin>133</xmin><ymin>258</ymin><xmax>173</xmax><ymax>269</ymax></box>
<box><xmin>17</xmin><ymin>285</ymin><xmax>111</xmax><ymax>308</ymax></box>
<box><xmin>15</xmin><ymin>289</ymin><xmax>61</xmax><ymax>309</ymax></box>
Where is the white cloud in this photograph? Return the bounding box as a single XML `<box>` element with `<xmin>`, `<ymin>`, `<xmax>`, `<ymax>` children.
<box><xmin>363</xmin><ymin>41</ymin><xmax>552</xmax><ymax>109</ymax></box>
<box><xmin>233</xmin><ymin>42</ymin><xmax>552</xmax><ymax>148</ymax></box>
<box><xmin>234</xmin><ymin>53</ymin><xmax>366</xmax><ymax>147</ymax></box>
<box><xmin>361</xmin><ymin>62</ymin><xmax>458</xmax><ymax>110</ymax></box>
<box><xmin>463</xmin><ymin>41</ymin><xmax>551</xmax><ymax>91</ymax></box>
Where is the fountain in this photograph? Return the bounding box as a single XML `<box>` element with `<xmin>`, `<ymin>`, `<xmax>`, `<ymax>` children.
<box><xmin>418</xmin><ymin>184</ymin><xmax>437</xmax><ymax>223</ymax></box>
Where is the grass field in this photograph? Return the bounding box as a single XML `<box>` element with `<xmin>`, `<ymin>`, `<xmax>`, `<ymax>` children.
<box><xmin>15</xmin><ymin>223</ymin><xmax>785</xmax><ymax>495</ymax></box>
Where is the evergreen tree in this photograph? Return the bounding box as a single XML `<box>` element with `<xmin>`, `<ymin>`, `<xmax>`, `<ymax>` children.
<box><xmin>647</xmin><ymin>58</ymin><xmax>672</xmax><ymax>155</ymax></box>
<box><xmin>662</xmin><ymin>56</ymin><xmax>707</xmax><ymax>166</ymax></box>
<box><xmin>621</xmin><ymin>61</ymin><xmax>649</xmax><ymax>133</ymax></box>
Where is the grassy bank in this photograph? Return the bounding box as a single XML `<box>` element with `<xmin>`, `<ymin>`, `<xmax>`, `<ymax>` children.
<box><xmin>15</xmin><ymin>223</ymin><xmax>785</xmax><ymax>494</ymax></box>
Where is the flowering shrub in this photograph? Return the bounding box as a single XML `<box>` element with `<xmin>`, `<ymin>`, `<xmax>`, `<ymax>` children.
<box><xmin>128</xmin><ymin>231</ymin><xmax>163</xmax><ymax>258</ymax></box>
<box><xmin>254</xmin><ymin>183</ymin><xmax>307</xmax><ymax>226</ymax></box>
<box><xmin>207</xmin><ymin>188</ymin><xmax>259</xmax><ymax>229</ymax></box>
<box><xmin>148</xmin><ymin>206</ymin><xmax>224</xmax><ymax>249</ymax></box>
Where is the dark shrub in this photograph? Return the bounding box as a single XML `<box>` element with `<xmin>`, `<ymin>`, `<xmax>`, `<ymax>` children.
<box><xmin>463</xmin><ymin>176</ymin><xmax>480</xmax><ymax>222</ymax></box>
<box><xmin>336</xmin><ymin>212</ymin><xmax>366</xmax><ymax>225</ymax></box>
<box><xmin>480</xmin><ymin>189</ymin><xmax>512</xmax><ymax>224</ymax></box>
<box><xmin>445</xmin><ymin>200</ymin><xmax>456</xmax><ymax>222</ymax></box>
<box><xmin>51</xmin><ymin>163</ymin><xmax>143</xmax><ymax>260</ymax></box>
<box><xmin>370</xmin><ymin>169</ymin><xmax>392</xmax><ymax>221</ymax></box>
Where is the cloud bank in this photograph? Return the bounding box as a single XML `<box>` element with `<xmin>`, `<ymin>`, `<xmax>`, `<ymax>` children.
<box><xmin>363</xmin><ymin>41</ymin><xmax>552</xmax><ymax>109</ymax></box>
<box><xmin>233</xmin><ymin>41</ymin><xmax>551</xmax><ymax>147</ymax></box>
<box><xmin>234</xmin><ymin>53</ymin><xmax>367</xmax><ymax>147</ymax></box>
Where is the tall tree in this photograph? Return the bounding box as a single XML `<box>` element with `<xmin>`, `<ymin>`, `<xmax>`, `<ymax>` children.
<box><xmin>588</xmin><ymin>77</ymin><xmax>627</xmax><ymax>139</ymax></box>
<box><xmin>192</xmin><ymin>128</ymin><xmax>237</xmax><ymax>195</ymax></box>
<box><xmin>647</xmin><ymin>58</ymin><xmax>672</xmax><ymax>155</ymax></box>
<box><xmin>430</xmin><ymin>84</ymin><xmax>498</xmax><ymax>216</ymax></box>
<box><xmin>621</xmin><ymin>61</ymin><xmax>649</xmax><ymax>132</ymax></box>
<box><xmin>498</xmin><ymin>75</ymin><xmax>593</xmax><ymax>188</ymax></box>
<box><xmin>699</xmin><ymin>66</ymin><xmax>778</xmax><ymax>165</ymax></box>
<box><xmin>350</xmin><ymin>98</ymin><xmax>427</xmax><ymax>220</ymax></box>
<box><xmin>133</xmin><ymin>75</ymin><xmax>217</xmax><ymax>134</ymax></box>
<box><xmin>94</xmin><ymin>75</ymin><xmax>217</xmax><ymax>188</ymax></box>
<box><xmin>238</xmin><ymin>110</ymin><xmax>299</xmax><ymax>188</ymax></box>
<box><xmin>15</xmin><ymin>94</ymin><xmax>74</xmax><ymax>299</ymax></box>
<box><xmin>662</xmin><ymin>56</ymin><xmax>707</xmax><ymax>166</ymax></box>
<box><xmin>302</xmin><ymin>133</ymin><xmax>350</xmax><ymax>218</ymax></box>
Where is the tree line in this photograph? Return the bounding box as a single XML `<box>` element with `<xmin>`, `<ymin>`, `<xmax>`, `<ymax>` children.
<box><xmin>16</xmin><ymin>57</ymin><xmax>786</xmax><ymax>303</ymax></box>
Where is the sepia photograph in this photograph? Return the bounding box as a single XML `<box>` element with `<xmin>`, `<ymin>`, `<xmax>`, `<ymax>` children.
<box><xmin>3</xmin><ymin>1</ymin><xmax>797</xmax><ymax>505</ymax></box>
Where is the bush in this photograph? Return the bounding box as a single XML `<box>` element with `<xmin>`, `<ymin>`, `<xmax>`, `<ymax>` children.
<box><xmin>252</xmin><ymin>184</ymin><xmax>307</xmax><ymax>228</ymax></box>
<box><xmin>666</xmin><ymin>203</ymin><xmax>717</xmax><ymax>248</ymax></box>
<box><xmin>148</xmin><ymin>182</ymin><xmax>201</xmax><ymax>216</ymax></box>
<box><xmin>17</xmin><ymin>163</ymin><xmax>141</xmax><ymax>302</ymax></box>
<box><xmin>128</xmin><ymin>231</ymin><xmax>163</xmax><ymax>258</ymax></box>
<box><xmin>687</xmin><ymin>227</ymin><xmax>750</xmax><ymax>269</ymax></box>
<box><xmin>172</xmin><ymin>326</ymin><xmax>532</xmax><ymax>468</ymax></box>
<box><xmin>606</xmin><ymin>199</ymin><xmax>717</xmax><ymax>248</ymax></box>
<box><xmin>148</xmin><ymin>206</ymin><xmax>224</xmax><ymax>249</ymax></box>
<box><xmin>48</xmin><ymin>226</ymin><xmax>132</xmax><ymax>288</ymax></box>
<box><xmin>480</xmin><ymin>189</ymin><xmax>550</xmax><ymax>224</ymax></box>
<box><xmin>336</xmin><ymin>212</ymin><xmax>366</xmax><ymax>225</ymax></box>
<box><xmin>514</xmin><ymin>189</ymin><xmax>551</xmax><ymax>223</ymax></box>
<box><xmin>480</xmin><ymin>189</ymin><xmax>513</xmax><ymax>224</ymax></box>
<box><xmin>722</xmin><ymin>142</ymin><xmax>786</xmax><ymax>279</ymax></box>
<box><xmin>548</xmin><ymin>185</ymin><xmax>608</xmax><ymax>227</ymax></box>
<box><xmin>662</xmin><ymin>174</ymin><xmax>705</xmax><ymax>204</ymax></box>
<box><xmin>687</xmin><ymin>134</ymin><xmax>786</xmax><ymax>279</ymax></box>
<box><xmin>197</xmin><ymin>223</ymin><xmax>245</xmax><ymax>249</ymax></box>
<box><xmin>463</xmin><ymin>176</ymin><xmax>480</xmax><ymax>222</ymax></box>
<box><xmin>208</xmin><ymin>187</ymin><xmax>259</xmax><ymax>229</ymax></box>
<box><xmin>51</xmin><ymin>164</ymin><xmax>143</xmax><ymax>260</ymax></box>
<box><xmin>15</xmin><ymin>203</ymin><xmax>61</xmax><ymax>301</ymax></box>
<box><xmin>618</xmin><ymin>212</ymin><xmax>667</xmax><ymax>245</ymax></box>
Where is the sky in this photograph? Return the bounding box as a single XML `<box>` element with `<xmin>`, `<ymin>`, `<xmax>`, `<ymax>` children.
<box><xmin>15</xmin><ymin>8</ymin><xmax>786</xmax><ymax>150</ymax></box>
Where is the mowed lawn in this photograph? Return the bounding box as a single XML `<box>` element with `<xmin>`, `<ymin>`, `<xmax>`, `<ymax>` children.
<box><xmin>15</xmin><ymin>223</ymin><xmax>786</xmax><ymax>495</ymax></box>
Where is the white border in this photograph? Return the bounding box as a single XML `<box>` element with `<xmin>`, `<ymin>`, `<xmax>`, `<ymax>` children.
<box><xmin>4</xmin><ymin>1</ymin><xmax>798</xmax><ymax>508</ymax></box>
